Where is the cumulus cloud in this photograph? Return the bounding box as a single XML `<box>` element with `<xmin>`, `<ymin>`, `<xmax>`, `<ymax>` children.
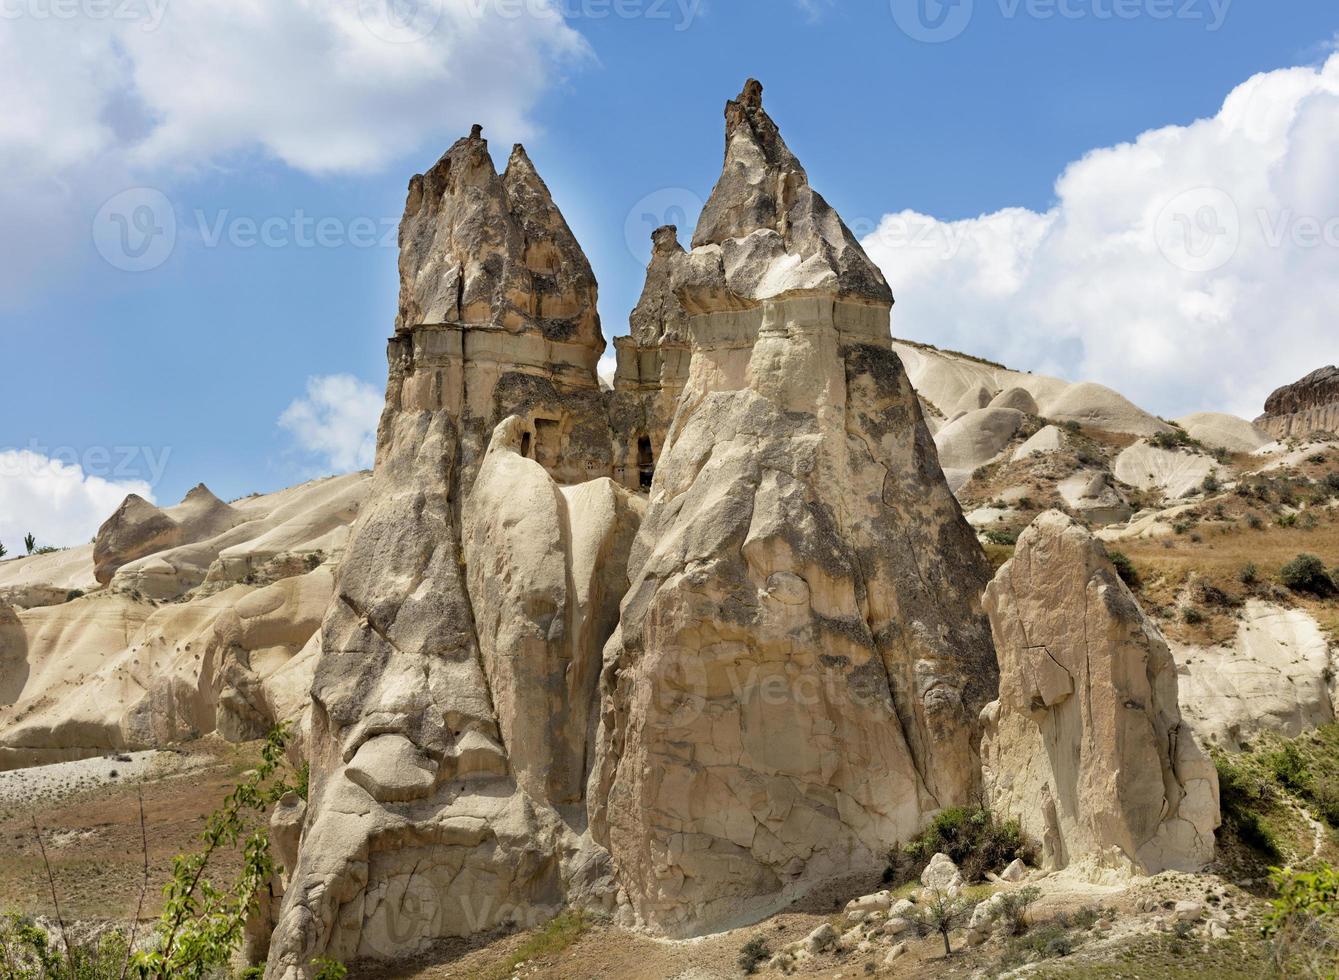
<box><xmin>0</xmin><ymin>451</ymin><xmax>153</xmax><ymax>551</ymax></box>
<box><xmin>863</xmin><ymin>54</ymin><xmax>1339</xmax><ymax>420</ymax></box>
<box><xmin>0</xmin><ymin>0</ymin><xmax>588</xmax><ymax>298</ymax></box>
<box><xmin>279</xmin><ymin>375</ymin><xmax>383</xmax><ymax>474</ymax></box>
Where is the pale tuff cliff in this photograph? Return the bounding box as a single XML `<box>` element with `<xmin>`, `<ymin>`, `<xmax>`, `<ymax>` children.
<box><xmin>264</xmin><ymin>130</ymin><xmax>642</xmax><ymax>978</ymax></box>
<box><xmin>981</xmin><ymin>512</ymin><xmax>1219</xmax><ymax>875</ymax></box>
<box><xmin>589</xmin><ymin>80</ymin><xmax>997</xmax><ymax>936</ymax></box>
<box><xmin>262</xmin><ymin>83</ymin><xmax>998</xmax><ymax>974</ymax></box>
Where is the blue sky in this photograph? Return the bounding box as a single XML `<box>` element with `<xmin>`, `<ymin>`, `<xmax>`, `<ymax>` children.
<box><xmin>2</xmin><ymin>0</ymin><xmax>1338</xmax><ymax>547</ymax></box>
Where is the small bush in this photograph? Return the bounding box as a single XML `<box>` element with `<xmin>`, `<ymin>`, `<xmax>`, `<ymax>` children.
<box><xmin>1281</xmin><ymin>554</ymin><xmax>1334</xmax><ymax>595</ymax></box>
<box><xmin>1182</xmin><ymin>607</ymin><xmax>1205</xmax><ymax>625</ymax></box>
<box><xmin>995</xmin><ymin>886</ymin><xmax>1041</xmax><ymax>937</ymax></box>
<box><xmin>1240</xmin><ymin>563</ymin><xmax>1259</xmax><ymax>586</ymax></box>
<box><xmin>738</xmin><ymin>937</ymin><xmax>770</xmax><ymax>974</ymax></box>
<box><xmin>1202</xmin><ymin>472</ymin><xmax>1222</xmax><ymax>494</ymax></box>
<box><xmin>984</xmin><ymin>529</ymin><xmax>1018</xmax><ymax>546</ymax></box>
<box><xmin>1108</xmin><ymin>550</ymin><xmax>1140</xmax><ymax>589</ymax></box>
<box><xmin>1000</xmin><ymin>923</ymin><xmax>1075</xmax><ymax>969</ymax></box>
<box><xmin>892</xmin><ymin>806</ymin><xmax>1034</xmax><ymax>885</ymax></box>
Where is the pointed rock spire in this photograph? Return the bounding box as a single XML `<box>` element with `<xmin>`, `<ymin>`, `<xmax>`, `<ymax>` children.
<box><xmin>394</xmin><ymin>129</ymin><xmax>600</xmax><ymax>347</ymax></box>
<box><xmin>685</xmin><ymin>78</ymin><xmax>892</xmax><ymax>307</ymax></box>
<box><xmin>629</xmin><ymin>225</ymin><xmax>690</xmax><ymax>347</ymax></box>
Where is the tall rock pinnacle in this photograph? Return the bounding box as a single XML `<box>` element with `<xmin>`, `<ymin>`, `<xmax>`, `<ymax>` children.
<box><xmin>591</xmin><ymin>81</ymin><xmax>997</xmax><ymax>936</ymax></box>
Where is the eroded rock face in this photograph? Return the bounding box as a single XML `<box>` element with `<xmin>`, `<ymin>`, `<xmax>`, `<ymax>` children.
<box><xmin>589</xmin><ymin>81</ymin><xmax>997</xmax><ymax>937</ymax></box>
<box><xmin>609</xmin><ymin>225</ymin><xmax>692</xmax><ymax>492</ymax></box>
<box><xmin>1258</xmin><ymin>365</ymin><xmax>1339</xmax><ymax>437</ymax></box>
<box><xmin>395</xmin><ymin>131</ymin><xmax>611</xmax><ymax>488</ymax></box>
<box><xmin>265</xmin><ymin>134</ymin><xmax>640</xmax><ymax>978</ymax></box>
<box><xmin>93</xmin><ymin>484</ymin><xmax>242</xmax><ymax>586</ymax></box>
<box><xmin>981</xmin><ymin>512</ymin><xmax>1219</xmax><ymax>876</ymax></box>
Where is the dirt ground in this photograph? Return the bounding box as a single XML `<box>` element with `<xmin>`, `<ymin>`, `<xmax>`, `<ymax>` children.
<box><xmin>0</xmin><ymin>735</ymin><xmax>268</xmax><ymax>923</ymax></box>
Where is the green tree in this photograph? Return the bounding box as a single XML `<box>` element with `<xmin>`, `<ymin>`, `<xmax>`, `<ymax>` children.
<box><xmin>915</xmin><ymin>889</ymin><xmax>975</xmax><ymax>957</ymax></box>
<box><xmin>0</xmin><ymin>540</ymin><xmax>7</xmax><ymax>559</ymax></box>
<box><xmin>23</xmin><ymin>533</ymin><xmax>35</xmax><ymax>555</ymax></box>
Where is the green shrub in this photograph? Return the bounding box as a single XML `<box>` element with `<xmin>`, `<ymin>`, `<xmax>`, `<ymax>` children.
<box><xmin>1107</xmin><ymin>550</ymin><xmax>1140</xmax><ymax>589</ymax></box>
<box><xmin>1216</xmin><ymin>754</ymin><xmax>1283</xmax><ymax>860</ymax></box>
<box><xmin>1000</xmin><ymin>922</ymin><xmax>1075</xmax><ymax>969</ymax></box>
<box><xmin>984</xmin><ymin>529</ymin><xmax>1018</xmax><ymax>546</ymax></box>
<box><xmin>1240</xmin><ymin>563</ymin><xmax>1259</xmax><ymax>586</ymax></box>
<box><xmin>1266</xmin><ymin>742</ymin><xmax>1313</xmax><ymax>796</ymax></box>
<box><xmin>894</xmin><ymin>806</ymin><xmax>1034</xmax><ymax>884</ymax></box>
<box><xmin>1281</xmin><ymin>554</ymin><xmax>1334</xmax><ymax>595</ymax></box>
<box><xmin>738</xmin><ymin>938</ymin><xmax>770</xmax><ymax>974</ymax></box>
<box><xmin>1182</xmin><ymin>607</ymin><xmax>1205</xmax><ymax>625</ymax></box>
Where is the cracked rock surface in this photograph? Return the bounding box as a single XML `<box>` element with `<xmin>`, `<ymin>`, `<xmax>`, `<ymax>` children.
<box><xmin>589</xmin><ymin>80</ymin><xmax>997</xmax><ymax>937</ymax></box>
<box><xmin>980</xmin><ymin>511</ymin><xmax>1220</xmax><ymax>876</ymax></box>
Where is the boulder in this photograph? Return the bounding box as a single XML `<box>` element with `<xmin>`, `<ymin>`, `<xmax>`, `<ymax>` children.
<box><xmin>934</xmin><ymin>408</ymin><xmax>1026</xmax><ymax>490</ymax></box>
<box><xmin>921</xmin><ymin>852</ymin><xmax>964</xmax><ymax>892</ymax></box>
<box><xmin>990</xmin><ymin>386</ymin><xmax>1040</xmax><ymax>415</ymax></box>
<box><xmin>980</xmin><ymin>512</ymin><xmax>1219</xmax><ymax>875</ymax></box>
<box><xmin>590</xmin><ymin>80</ymin><xmax>998</xmax><ymax>937</ymax></box>
<box><xmin>1012</xmin><ymin>424</ymin><xmax>1066</xmax><ymax>462</ymax></box>
<box><xmin>1057</xmin><ymin>470</ymin><xmax>1132</xmax><ymax>526</ymax></box>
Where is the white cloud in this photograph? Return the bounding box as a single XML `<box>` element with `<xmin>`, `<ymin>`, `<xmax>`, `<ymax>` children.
<box><xmin>0</xmin><ymin>451</ymin><xmax>153</xmax><ymax>551</ymax></box>
<box><xmin>863</xmin><ymin>54</ymin><xmax>1339</xmax><ymax>421</ymax></box>
<box><xmin>0</xmin><ymin>0</ymin><xmax>588</xmax><ymax>298</ymax></box>
<box><xmin>279</xmin><ymin>375</ymin><xmax>383</xmax><ymax>474</ymax></box>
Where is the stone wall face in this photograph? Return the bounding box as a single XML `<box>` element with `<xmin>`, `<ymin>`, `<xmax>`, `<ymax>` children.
<box><xmin>1256</xmin><ymin>365</ymin><xmax>1339</xmax><ymax>438</ymax></box>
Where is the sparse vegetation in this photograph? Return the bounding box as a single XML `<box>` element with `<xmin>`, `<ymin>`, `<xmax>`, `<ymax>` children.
<box><xmin>888</xmin><ymin>806</ymin><xmax>1034</xmax><ymax>885</ymax></box>
<box><xmin>24</xmin><ymin>533</ymin><xmax>35</xmax><ymax>555</ymax></box>
<box><xmin>486</xmin><ymin>910</ymin><xmax>589</xmax><ymax>980</ymax></box>
<box><xmin>1281</xmin><ymin>554</ymin><xmax>1334</xmax><ymax>596</ymax></box>
<box><xmin>1264</xmin><ymin>864</ymin><xmax>1339</xmax><ymax>978</ymax></box>
<box><xmin>913</xmin><ymin>888</ymin><xmax>974</xmax><ymax>956</ymax></box>
<box><xmin>738</xmin><ymin>936</ymin><xmax>770</xmax><ymax>974</ymax></box>
<box><xmin>2</xmin><ymin>725</ymin><xmax>317</xmax><ymax>979</ymax></box>
<box><xmin>1108</xmin><ymin>550</ymin><xmax>1140</xmax><ymax>590</ymax></box>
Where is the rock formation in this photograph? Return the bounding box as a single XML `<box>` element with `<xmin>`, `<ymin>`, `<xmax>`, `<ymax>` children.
<box><xmin>0</xmin><ymin>474</ymin><xmax>368</xmax><ymax>769</ymax></box>
<box><xmin>589</xmin><ymin>80</ymin><xmax>998</xmax><ymax>937</ymax></box>
<box><xmin>1257</xmin><ymin>365</ymin><xmax>1339</xmax><ymax>438</ymax></box>
<box><xmin>93</xmin><ymin>484</ymin><xmax>241</xmax><ymax>586</ymax></box>
<box><xmin>264</xmin><ymin>130</ymin><xmax>642</xmax><ymax>978</ymax></box>
<box><xmin>608</xmin><ymin>224</ymin><xmax>692</xmax><ymax>491</ymax></box>
<box><xmin>980</xmin><ymin>512</ymin><xmax>1218</xmax><ymax>875</ymax></box>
